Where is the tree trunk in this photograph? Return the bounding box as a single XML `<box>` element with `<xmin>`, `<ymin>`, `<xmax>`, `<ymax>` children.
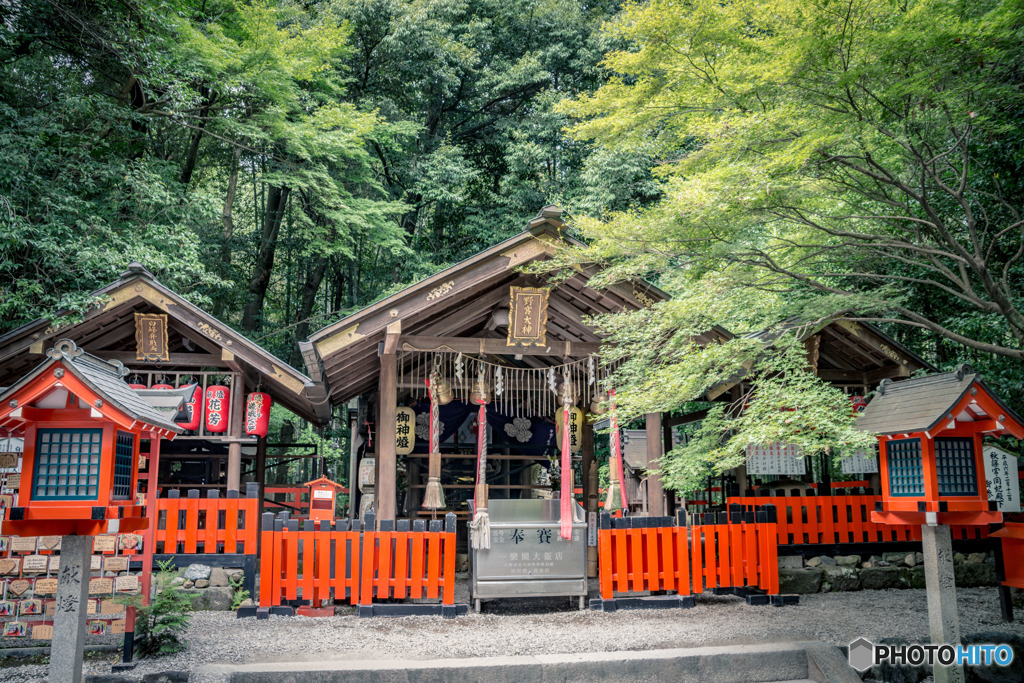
<box><xmin>241</xmin><ymin>185</ymin><xmax>290</xmax><ymax>332</ymax></box>
<box><xmin>212</xmin><ymin>148</ymin><xmax>242</xmax><ymax>318</ymax></box>
<box><xmin>295</xmin><ymin>255</ymin><xmax>329</xmax><ymax>344</ymax></box>
<box><xmin>179</xmin><ymin>88</ymin><xmax>214</xmax><ymax>185</ymax></box>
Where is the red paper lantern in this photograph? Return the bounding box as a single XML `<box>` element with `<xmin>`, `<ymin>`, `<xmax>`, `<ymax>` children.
<box><xmin>128</xmin><ymin>384</ymin><xmax>147</xmax><ymax>390</ymax></box>
<box><xmin>244</xmin><ymin>392</ymin><xmax>271</xmax><ymax>437</ymax></box>
<box><xmin>205</xmin><ymin>385</ymin><xmax>230</xmax><ymax>433</ymax></box>
<box><xmin>151</xmin><ymin>383</ymin><xmax>174</xmax><ymax>390</ymax></box>
<box><xmin>177</xmin><ymin>385</ymin><xmax>203</xmax><ymax>430</ymax></box>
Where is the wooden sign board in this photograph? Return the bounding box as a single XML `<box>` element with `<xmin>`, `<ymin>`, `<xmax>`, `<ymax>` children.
<box><xmin>984</xmin><ymin>446</ymin><xmax>1021</xmax><ymax>513</ymax></box>
<box><xmin>0</xmin><ymin>453</ymin><xmax>18</xmax><ymax>470</ymax></box>
<box><xmin>110</xmin><ymin>618</ymin><xmax>126</xmax><ymax>635</ymax></box>
<box><xmin>135</xmin><ymin>313</ymin><xmax>169</xmax><ymax>362</ymax></box>
<box><xmin>11</xmin><ymin>536</ymin><xmax>36</xmax><ymax>553</ymax></box>
<box><xmin>34</xmin><ymin>578</ymin><xmax>58</xmax><ymax>596</ymax></box>
<box><xmin>506</xmin><ymin>287</ymin><xmax>550</xmax><ymax>347</ymax></box>
<box><xmin>31</xmin><ymin>624</ymin><xmax>53</xmax><ymax>640</ymax></box>
<box><xmin>88</xmin><ymin>577</ymin><xmax>114</xmax><ymax>595</ymax></box>
<box><xmin>21</xmin><ymin>555</ymin><xmax>47</xmax><ymax>574</ymax></box>
<box><xmin>103</xmin><ymin>556</ymin><xmax>129</xmax><ymax>573</ymax></box>
<box><xmin>93</xmin><ymin>536</ymin><xmax>117</xmax><ymax>553</ymax></box>
<box><xmin>746</xmin><ymin>443</ymin><xmax>807</xmax><ymax>476</ymax></box>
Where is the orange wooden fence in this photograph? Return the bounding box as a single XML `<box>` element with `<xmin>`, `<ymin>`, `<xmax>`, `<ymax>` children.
<box><xmin>154</xmin><ymin>494</ymin><xmax>259</xmax><ymax>555</ymax></box>
<box><xmin>727</xmin><ymin>495</ymin><xmax>990</xmax><ymax>547</ymax></box>
<box><xmin>597</xmin><ymin>508</ymin><xmax>780</xmax><ymax>604</ymax></box>
<box><xmin>259</xmin><ymin>513</ymin><xmax>457</xmax><ymax>610</ymax></box>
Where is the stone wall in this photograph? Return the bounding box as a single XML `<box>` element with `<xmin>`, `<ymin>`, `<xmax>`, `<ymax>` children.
<box><xmin>778</xmin><ymin>551</ymin><xmax>998</xmax><ymax>594</ymax></box>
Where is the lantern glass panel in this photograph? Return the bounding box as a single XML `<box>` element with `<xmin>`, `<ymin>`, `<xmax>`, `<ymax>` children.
<box><xmin>33</xmin><ymin>428</ymin><xmax>102</xmax><ymax>500</ymax></box>
<box><xmin>113</xmin><ymin>431</ymin><xmax>134</xmax><ymax>500</ymax></box>
<box><xmin>935</xmin><ymin>437</ymin><xmax>978</xmax><ymax>497</ymax></box>
<box><xmin>887</xmin><ymin>437</ymin><xmax>924</xmax><ymax>497</ymax></box>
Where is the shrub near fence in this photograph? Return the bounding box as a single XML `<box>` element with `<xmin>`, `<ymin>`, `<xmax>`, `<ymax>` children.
<box><xmin>257</xmin><ymin>512</ymin><xmax>461</xmax><ymax>618</ymax></box>
<box><xmin>593</xmin><ymin>506</ymin><xmax>786</xmax><ymax>611</ymax></box>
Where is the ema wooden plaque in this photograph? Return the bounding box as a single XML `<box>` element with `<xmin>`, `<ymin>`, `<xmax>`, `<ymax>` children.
<box><xmin>10</xmin><ymin>536</ymin><xmax>37</xmax><ymax>553</ymax></box>
<box><xmin>20</xmin><ymin>555</ymin><xmax>47</xmax><ymax>574</ymax></box>
<box><xmin>0</xmin><ymin>453</ymin><xmax>18</xmax><ymax>470</ymax></box>
<box><xmin>118</xmin><ymin>534</ymin><xmax>142</xmax><ymax>552</ymax></box>
<box><xmin>88</xmin><ymin>577</ymin><xmax>114</xmax><ymax>595</ymax></box>
<box><xmin>87</xmin><ymin>599</ymin><xmax>98</xmax><ymax>614</ymax></box>
<box><xmin>3</xmin><ymin>621</ymin><xmax>26</xmax><ymax>637</ymax></box>
<box><xmin>5</xmin><ymin>473</ymin><xmax>20</xmax><ymax>490</ymax></box>
<box><xmin>100</xmin><ymin>600</ymin><xmax>125</xmax><ymax>614</ymax></box>
<box><xmin>110</xmin><ymin>618</ymin><xmax>126</xmax><ymax>635</ymax></box>
<box><xmin>103</xmin><ymin>556</ymin><xmax>128</xmax><ymax>573</ymax></box>
<box><xmin>93</xmin><ymin>536</ymin><xmax>117</xmax><ymax>553</ymax></box>
<box><xmin>135</xmin><ymin>313</ymin><xmax>169</xmax><ymax>362</ymax></box>
<box><xmin>0</xmin><ymin>600</ymin><xmax>14</xmax><ymax>617</ymax></box>
<box><xmin>115</xmin><ymin>574</ymin><xmax>139</xmax><ymax>593</ymax></box>
<box><xmin>0</xmin><ymin>558</ymin><xmax>20</xmax><ymax>575</ymax></box>
<box><xmin>88</xmin><ymin>620</ymin><xmax>106</xmax><ymax>636</ymax></box>
<box><xmin>8</xmin><ymin>579</ymin><xmax>30</xmax><ymax>596</ymax></box>
<box><xmin>91</xmin><ymin>555</ymin><xmax>102</xmax><ymax>571</ymax></box>
<box><xmin>31</xmin><ymin>624</ymin><xmax>53</xmax><ymax>640</ymax></box>
<box><xmin>34</xmin><ymin>579</ymin><xmax>58</xmax><ymax>596</ymax></box>
<box><xmin>18</xmin><ymin>599</ymin><xmax>42</xmax><ymax>616</ymax></box>
<box><xmin>37</xmin><ymin>536</ymin><xmax>60</xmax><ymax>551</ymax></box>
<box><xmin>48</xmin><ymin>556</ymin><xmax>59</xmax><ymax>573</ymax></box>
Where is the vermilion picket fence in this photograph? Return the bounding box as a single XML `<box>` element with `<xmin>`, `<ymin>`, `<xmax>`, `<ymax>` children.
<box><xmin>258</xmin><ymin>513</ymin><xmax>457</xmax><ymax>611</ymax></box>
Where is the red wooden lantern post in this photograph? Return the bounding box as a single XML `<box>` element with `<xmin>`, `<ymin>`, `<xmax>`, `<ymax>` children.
<box><xmin>0</xmin><ymin>340</ymin><xmax>183</xmax><ymax>682</ymax></box>
<box><xmin>857</xmin><ymin>365</ymin><xmax>1024</xmax><ymax>683</ymax></box>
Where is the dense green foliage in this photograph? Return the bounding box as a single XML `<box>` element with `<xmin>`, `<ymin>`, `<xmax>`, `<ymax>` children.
<box><xmin>2</xmin><ymin>0</ymin><xmax>1021</xmax><ymax>491</ymax></box>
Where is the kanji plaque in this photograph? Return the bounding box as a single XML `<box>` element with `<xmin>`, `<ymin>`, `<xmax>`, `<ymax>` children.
<box><xmin>506</xmin><ymin>287</ymin><xmax>550</xmax><ymax>347</ymax></box>
<box><xmin>134</xmin><ymin>313</ymin><xmax>169</xmax><ymax>362</ymax></box>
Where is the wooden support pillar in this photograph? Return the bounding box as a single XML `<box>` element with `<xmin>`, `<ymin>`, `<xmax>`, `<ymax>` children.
<box><xmin>581</xmin><ymin>416</ymin><xmax>598</xmax><ymax>577</ymax></box>
<box><xmin>227</xmin><ymin>374</ymin><xmax>244</xmax><ymax>492</ymax></box>
<box><xmin>734</xmin><ymin>463</ymin><xmax>748</xmax><ymax>497</ymax></box>
<box><xmin>645</xmin><ymin>412</ymin><xmax>666</xmax><ymax>516</ymax></box>
<box><xmin>377</xmin><ymin>321</ymin><xmax>401</xmax><ymax>524</ymax></box>
<box><xmin>139</xmin><ymin>432</ymin><xmax>161</xmax><ymax>607</ymax></box>
<box><xmin>255</xmin><ymin>436</ymin><xmax>267</xmax><ymax>521</ymax></box>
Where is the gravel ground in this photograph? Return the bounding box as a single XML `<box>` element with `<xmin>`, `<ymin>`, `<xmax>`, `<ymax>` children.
<box><xmin>1</xmin><ymin>585</ymin><xmax>1021</xmax><ymax>681</ymax></box>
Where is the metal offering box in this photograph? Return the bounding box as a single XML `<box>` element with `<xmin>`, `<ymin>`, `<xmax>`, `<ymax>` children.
<box><xmin>470</xmin><ymin>498</ymin><xmax>587</xmax><ymax>611</ymax></box>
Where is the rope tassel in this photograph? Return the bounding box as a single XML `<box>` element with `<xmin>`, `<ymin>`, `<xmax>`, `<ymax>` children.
<box><xmin>605</xmin><ymin>390</ymin><xmax>628</xmax><ymax>512</ymax></box>
<box><xmin>469</xmin><ymin>399</ymin><xmax>491</xmax><ymax>549</ymax></box>
<box><xmin>422</xmin><ymin>376</ymin><xmax>445</xmax><ymax>511</ymax></box>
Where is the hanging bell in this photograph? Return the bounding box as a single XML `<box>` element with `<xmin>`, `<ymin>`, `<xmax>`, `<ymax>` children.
<box><xmin>434</xmin><ymin>377</ymin><xmax>454</xmax><ymax>405</ymax></box>
<box><xmin>558</xmin><ymin>379</ymin><xmax>577</xmax><ymax>407</ymax></box>
<box><xmin>470</xmin><ymin>378</ymin><xmax>491</xmax><ymax>405</ymax></box>
<box><xmin>590</xmin><ymin>390</ymin><xmax>609</xmax><ymax>415</ymax></box>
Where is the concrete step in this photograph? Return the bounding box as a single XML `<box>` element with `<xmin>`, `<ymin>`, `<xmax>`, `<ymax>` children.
<box><xmin>193</xmin><ymin>641</ymin><xmax>862</xmax><ymax>682</ymax></box>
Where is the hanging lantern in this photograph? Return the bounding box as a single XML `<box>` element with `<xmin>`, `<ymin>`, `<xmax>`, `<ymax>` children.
<box><xmin>244</xmin><ymin>392</ymin><xmax>271</xmax><ymax>437</ymax></box>
<box><xmin>151</xmin><ymin>383</ymin><xmax>174</xmax><ymax>391</ymax></box>
<box><xmin>177</xmin><ymin>384</ymin><xmax>202</xmax><ymax>431</ymax></box>
<box><xmin>205</xmin><ymin>384</ymin><xmax>230</xmax><ymax>433</ymax></box>
<box><xmin>590</xmin><ymin>390</ymin><xmax>609</xmax><ymax>415</ymax></box>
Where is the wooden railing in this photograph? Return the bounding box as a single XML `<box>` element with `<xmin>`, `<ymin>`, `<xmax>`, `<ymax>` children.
<box><xmin>258</xmin><ymin>513</ymin><xmax>457</xmax><ymax>612</ymax></box>
<box><xmin>153</xmin><ymin>493</ymin><xmax>259</xmax><ymax>555</ymax></box>
<box><xmin>597</xmin><ymin>508</ymin><xmax>780</xmax><ymax>605</ymax></box>
<box><xmin>727</xmin><ymin>495</ymin><xmax>990</xmax><ymax>549</ymax></box>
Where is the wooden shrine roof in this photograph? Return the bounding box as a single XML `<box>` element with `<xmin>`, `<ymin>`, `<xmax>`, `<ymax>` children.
<box><xmin>0</xmin><ymin>339</ymin><xmax>184</xmax><ymax>436</ymax></box>
<box><xmin>0</xmin><ymin>265</ymin><xmax>325</xmax><ymax>423</ymax></box>
<box><xmin>856</xmin><ymin>364</ymin><xmax>1024</xmax><ymax>437</ymax></box>
<box><xmin>302</xmin><ymin>206</ymin><xmax>673</xmax><ymax>405</ymax></box>
<box><xmin>706</xmin><ymin>315</ymin><xmax>934</xmax><ymax>400</ymax></box>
